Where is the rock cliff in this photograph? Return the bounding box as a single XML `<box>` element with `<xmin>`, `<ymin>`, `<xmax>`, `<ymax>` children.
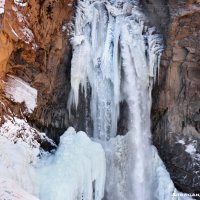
<box><xmin>0</xmin><ymin>0</ymin><xmax>75</xmax><ymax>142</ymax></box>
<box><xmin>150</xmin><ymin>0</ymin><xmax>200</xmax><ymax>196</ymax></box>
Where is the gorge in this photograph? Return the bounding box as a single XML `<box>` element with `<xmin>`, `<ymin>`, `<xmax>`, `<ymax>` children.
<box><xmin>0</xmin><ymin>0</ymin><xmax>200</xmax><ymax>200</ymax></box>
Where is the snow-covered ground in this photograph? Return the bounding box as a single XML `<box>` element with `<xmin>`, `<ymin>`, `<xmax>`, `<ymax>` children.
<box><xmin>0</xmin><ymin>117</ymin><xmax>54</xmax><ymax>152</ymax></box>
<box><xmin>0</xmin><ymin>133</ymin><xmax>39</xmax><ymax>199</ymax></box>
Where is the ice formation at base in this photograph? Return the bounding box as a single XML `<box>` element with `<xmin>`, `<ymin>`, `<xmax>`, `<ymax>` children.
<box><xmin>36</xmin><ymin>127</ymin><xmax>106</xmax><ymax>200</ymax></box>
<box><xmin>0</xmin><ymin>122</ymin><xmax>193</xmax><ymax>200</ymax></box>
<box><xmin>4</xmin><ymin>75</ymin><xmax>37</xmax><ymax>113</ymax></box>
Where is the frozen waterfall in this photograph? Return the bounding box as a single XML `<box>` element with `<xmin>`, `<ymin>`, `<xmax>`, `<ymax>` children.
<box><xmin>69</xmin><ymin>0</ymin><xmax>192</xmax><ymax>200</ymax></box>
<box><xmin>0</xmin><ymin>0</ymin><xmax>194</xmax><ymax>200</ymax></box>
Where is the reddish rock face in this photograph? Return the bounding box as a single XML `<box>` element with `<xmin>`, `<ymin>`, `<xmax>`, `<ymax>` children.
<box><xmin>151</xmin><ymin>0</ymin><xmax>200</xmax><ymax>195</ymax></box>
<box><xmin>0</xmin><ymin>0</ymin><xmax>75</xmax><ymax>72</ymax></box>
<box><xmin>0</xmin><ymin>0</ymin><xmax>76</xmax><ymax>140</ymax></box>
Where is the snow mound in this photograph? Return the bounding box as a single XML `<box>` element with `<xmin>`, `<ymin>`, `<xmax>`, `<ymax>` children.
<box><xmin>4</xmin><ymin>75</ymin><xmax>37</xmax><ymax>113</ymax></box>
<box><xmin>0</xmin><ymin>178</ymin><xmax>39</xmax><ymax>200</ymax></box>
<box><xmin>36</xmin><ymin>127</ymin><xmax>106</xmax><ymax>200</ymax></box>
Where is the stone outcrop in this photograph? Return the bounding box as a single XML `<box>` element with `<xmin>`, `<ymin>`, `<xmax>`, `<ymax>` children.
<box><xmin>150</xmin><ymin>0</ymin><xmax>200</xmax><ymax>196</ymax></box>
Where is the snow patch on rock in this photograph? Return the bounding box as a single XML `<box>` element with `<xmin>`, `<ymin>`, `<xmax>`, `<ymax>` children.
<box><xmin>177</xmin><ymin>139</ymin><xmax>185</xmax><ymax>145</ymax></box>
<box><xmin>185</xmin><ymin>143</ymin><xmax>196</xmax><ymax>155</ymax></box>
<box><xmin>4</xmin><ymin>75</ymin><xmax>37</xmax><ymax>113</ymax></box>
<box><xmin>0</xmin><ymin>0</ymin><xmax>5</xmax><ymax>14</ymax></box>
<box><xmin>14</xmin><ymin>0</ymin><xmax>28</xmax><ymax>7</ymax></box>
<box><xmin>0</xmin><ymin>117</ymin><xmax>55</xmax><ymax>152</ymax></box>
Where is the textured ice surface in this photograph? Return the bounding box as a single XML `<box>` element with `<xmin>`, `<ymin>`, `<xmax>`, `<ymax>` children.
<box><xmin>4</xmin><ymin>75</ymin><xmax>37</xmax><ymax>113</ymax></box>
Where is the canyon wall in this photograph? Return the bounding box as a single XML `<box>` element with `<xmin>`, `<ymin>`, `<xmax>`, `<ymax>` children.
<box><xmin>150</xmin><ymin>0</ymin><xmax>200</xmax><ymax>196</ymax></box>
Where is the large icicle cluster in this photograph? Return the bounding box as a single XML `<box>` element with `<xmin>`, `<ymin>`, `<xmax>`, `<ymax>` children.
<box><xmin>36</xmin><ymin>127</ymin><xmax>106</xmax><ymax>200</ymax></box>
<box><xmin>69</xmin><ymin>0</ymin><xmax>163</xmax><ymax>140</ymax></box>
